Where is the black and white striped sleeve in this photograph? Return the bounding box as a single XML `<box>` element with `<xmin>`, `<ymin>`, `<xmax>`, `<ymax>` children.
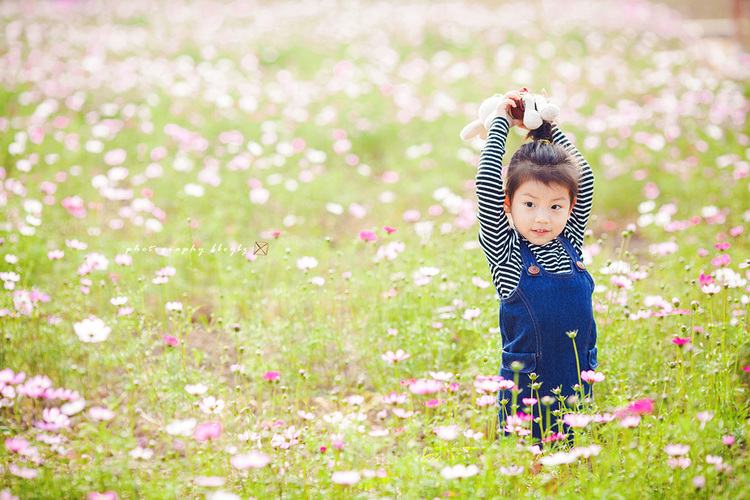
<box><xmin>475</xmin><ymin>116</ymin><xmax>516</xmax><ymax>275</ymax></box>
<box><xmin>552</xmin><ymin>125</ymin><xmax>594</xmax><ymax>255</ymax></box>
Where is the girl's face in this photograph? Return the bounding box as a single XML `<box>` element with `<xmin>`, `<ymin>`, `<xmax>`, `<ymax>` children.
<box><xmin>506</xmin><ymin>180</ymin><xmax>575</xmax><ymax>246</ymax></box>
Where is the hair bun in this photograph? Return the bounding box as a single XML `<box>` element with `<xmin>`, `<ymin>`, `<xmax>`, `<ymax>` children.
<box><xmin>526</xmin><ymin>120</ymin><xmax>553</xmax><ymax>142</ymax></box>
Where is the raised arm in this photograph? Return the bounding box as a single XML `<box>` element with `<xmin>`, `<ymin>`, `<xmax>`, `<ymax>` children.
<box><xmin>476</xmin><ymin>116</ymin><xmax>515</xmax><ymax>268</ymax></box>
<box><xmin>552</xmin><ymin>125</ymin><xmax>594</xmax><ymax>253</ymax></box>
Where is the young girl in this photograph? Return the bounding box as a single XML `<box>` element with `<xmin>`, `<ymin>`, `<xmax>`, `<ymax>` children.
<box><xmin>473</xmin><ymin>91</ymin><xmax>598</xmax><ymax>442</ymax></box>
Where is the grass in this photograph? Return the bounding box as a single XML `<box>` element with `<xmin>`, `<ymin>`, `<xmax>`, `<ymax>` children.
<box><xmin>1</xmin><ymin>0</ymin><xmax>749</xmax><ymax>498</ymax></box>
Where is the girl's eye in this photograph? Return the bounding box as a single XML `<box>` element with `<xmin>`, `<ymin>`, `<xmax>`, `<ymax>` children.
<box><xmin>524</xmin><ymin>202</ymin><xmax>534</xmax><ymax>208</ymax></box>
<box><xmin>552</xmin><ymin>204</ymin><xmax>562</xmax><ymax>210</ymax></box>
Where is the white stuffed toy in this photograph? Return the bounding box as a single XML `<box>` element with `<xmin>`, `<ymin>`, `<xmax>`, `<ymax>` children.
<box><xmin>460</xmin><ymin>88</ymin><xmax>559</xmax><ymax>141</ymax></box>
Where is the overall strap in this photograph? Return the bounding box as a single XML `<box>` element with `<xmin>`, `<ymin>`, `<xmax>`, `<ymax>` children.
<box><xmin>557</xmin><ymin>234</ymin><xmax>588</xmax><ymax>273</ymax></box>
<box><xmin>517</xmin><ymin>237</ymin><xmax>543</xmax><ymax>277</ymax></box>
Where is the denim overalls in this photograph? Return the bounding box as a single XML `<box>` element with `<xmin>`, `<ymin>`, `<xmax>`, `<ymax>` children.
<box><xmin>497</xmin><ymin>234</ymin><xmax>598</xmax><ymax>441</ymax></box>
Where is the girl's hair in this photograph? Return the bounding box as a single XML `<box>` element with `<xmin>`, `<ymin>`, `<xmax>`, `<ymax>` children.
<box><xmin>505</xmin><ymin>121</ymin><xmax>579</xmax><ymax>204</ymax></box>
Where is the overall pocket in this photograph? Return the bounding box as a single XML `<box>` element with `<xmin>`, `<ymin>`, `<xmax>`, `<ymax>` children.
<box><xmin>501</xmin><ymin>351</ymin><xmax>537</xmax><ymax>374</ymax></box>
<box><xmin>588</xmin><ymin>346</ymin><xmax>599</xmax><ymax>370</ymax></box>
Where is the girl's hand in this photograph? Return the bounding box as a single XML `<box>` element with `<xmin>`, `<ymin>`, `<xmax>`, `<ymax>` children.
<box><xmin>496</xmin><ymin>91</ymin><xmax>527</xmax><ymax>129</ymax></box>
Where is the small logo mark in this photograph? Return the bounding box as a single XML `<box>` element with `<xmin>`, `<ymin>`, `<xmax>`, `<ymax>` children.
<box><xmin>254</xmin><ymin>241</ymin><xmax>269</xmax><ymax>255</ymax></box>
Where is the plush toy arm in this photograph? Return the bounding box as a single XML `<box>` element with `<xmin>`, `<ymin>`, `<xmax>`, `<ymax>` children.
<box><xmin>460</xmin><ymin>92</ymin><xmax>524</xmax><ymax>140</ymax></box>
<box><xmin>459</xmin><ymin>119</ymin><xmax>487</xmax><ymax>141</ymax></box>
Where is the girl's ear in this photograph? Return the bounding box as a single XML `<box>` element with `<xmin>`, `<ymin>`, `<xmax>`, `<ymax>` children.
<box><xmin>568</xmin><ymin>197</ymin><xmax>577</xmax><ymax>215</ymax></box>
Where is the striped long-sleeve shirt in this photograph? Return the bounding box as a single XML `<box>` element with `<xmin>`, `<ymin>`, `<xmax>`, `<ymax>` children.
<box><xmin>476</xmin><ymin>116</ymin><xmax>594</xmax><ymax>298</ymax></box>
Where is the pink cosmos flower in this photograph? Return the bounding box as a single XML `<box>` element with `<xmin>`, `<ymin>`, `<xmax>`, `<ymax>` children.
<box><xmin>423</xmin><ymin>398</ymin><xmax>445</xmax><ymax>408</ymax></box>
<box><xmin>504</xmin><ymin>417</ymin><xmax>531</xmax><ymax>436</ymax></box>
<box><xmin>383</xmin><ymin>226</ymin><xmax>397</xmax><ymax>234</ymax></box>
<box><xmin>358</xmin><ymin>230</ymin><xmax>377</xmax><ymax>242</ymax></box>
<box><xmin>729</xmin><ymin>226</ymin><xmax>744</xmax><ymax>237</ymax></box>
<box><xmin>664</xmin><ymin>444</ymin><xmax>690</xmax><ymax>456</ymax></box>
<box><xmin>0</xmin><ymin>369</ymin><xmax>26</xmax><ymax>385</ymax></box>
<box><xmin>542</xmin><ymin>433</ymin><xmax>567</xmax><ymax>443</ymax></box>
<box><xmin>610</xmin><ymin>275</ymin><xmax>633</xmax><ymax>289</ymax></box>
<box><xmin>193</xmin><ymin>422</ymin><xmax>222</xmax><ymax>442</ymax></box>
<box><xmin>619</xmin><ymin>415</ymin><xmax>641</xmax><ymax>428</ymax></box>
<box><xmin>722</xmin><ymin>435</ymin><xmax>735</xmax><ymax>446</ymax></box>
<box><xmin>428</xmin><ymin>371</ymin><xmax>453</xmax><ymax>381</ymax></box>
<box><xmin>296</xmin><ymin>256</ymin><xmax>318</xmax><ymax>270</ymax></box>
<box><xmin>696</xmin><ymin>411</ymin><xmax>714</xmax><ymax>423</ymax></box>
<box><xmin>627</xmin><ymin>399</ymin><xmax>654</xmax><ymax>415</ymax></box>
<box><xmin>581</xmin><ymin>370</ymin><xmax>605</xmax><ymax>383</ymax></box>
<box><xmin>34</xmin><ymin>407</ymin><xmax>70</xmax><ymax>431</ymax></box>
<box><xmin>672</xmin><ymin>337</ymin><xmax>691</xmax><ymax>345</ymax></box>
<box><xmin>163</xmin><ymin>335</ymin><xmax>179</xmax><ymax>347</ymax></box>
<box><xmin>84</xmin><ymin>252</ymin><xmax>109</xmax><ymax>271</ymax></box>
<box><xmin>89</xmin><ymin>407</ymin><xmax>116</xmax><ymax>421</ymax></box>
<box><xmin>440</xmin><ymin>464</ymin><xmax>480</xmax><ymax>479</ymax></box>
<box><xmin>198</xmin><ymin>396</ymin><xmax>225</xmax><ymax>415</ymax></box>
<box><xmin>331</xmin><ymin>471</ymin><xmax>361</xmax><ymax>486</ymax></box>
<box><xmin>498</xmin><ymin>465</ymin><xmax>525</xmax><ymax>476</ymax></box>
<box><xmin>87</xmin><ymin>492</ymin><xmax>118</xmax><ymax>500</ymax></box>
<box><xmin>461</xmin><ymin>308</ymin><xmax>481</xmax><ymax>320</ymax></box>
<box><xmin>698</xmin><ymin>273</ymin><xmax>714</xmax><ymax>285</ymax></box>
<box><xmin>381</xmin><ymin>349</ymin><xmax>411</xmax><ymax>363</ymax></box>
<box><xmin>47</xmin><ymin>249</ymin><xmax>64</xmax><ymax>260</ymax></box>
<box><xmin>701</xmin><ymin>283</ymin><xmax>721</xmax><ymax>295</ymax></box>
<box><xmin>17</xmin><ymin>375</ymin><xmax>52</xmax><ymax>398</ymax></box>
<box><xmin>43</xmin><ymin>387</ymin><xmax>79</xmax><ymax>401</ymax></box>
<box><xmin>433</xmin><ymin>425</ymin><xmax>461</xmax><ymax>441</ymax></box>
<box><xmin>297</xmin><ymin>410</ymin><xmax>315</xmax><ymax>421</ymax></box>
<box><xmin>5</xmin><ymin>438</ymin><xmax>29</xmax><ymax>453</ymax></box>
<box><xmin>230</xmin><ymin>451</ymin><xmax>271</xmax><ymax>469</ymax></box>
<box><xmin>344</xmin><ymin>395</ymin><xmax>365</xmax><ymax>406</ymax></box>
<box><xmin>563</xmin><ymin>414</ymin><xmax>593</xmax><ymax>428</ymax></box>
<box><xmin>110</xmin><ymin>297</ymin><xmax>128</xmax><ymax>306</ymax></box>
<box><xmin>711</xmin><ymin>254</ymin><xmax>731</xmax><ymax>267</ymax></box>
<box><xmin>392</xmin><ymin>408</ymin><xmax>414</xmax><ymax>418</ymax></box>
<box><xmin>9</xmin><ymin>464</ymin><xmax>38</xmax><ymax>479</ymax></box>
<box><xmin>65</xmin><ymin>239</ymin><xmax>88</xmax><ymax>250</ymax></box>
<box><xmin>185</xmin><ymin>383</ymin><xmax>208</xmax><ymax>395</ymax></box>
<box><xmin>61</xmin><ymin>196</ymin><xmax>86</xmax><ymax>218</ymax></box>
<box><xmin>165</xmin><ymin>418</ymin><xmax>197</xmax><ymax>436</ymax></box>
<box><xmin>262</xmin><ymin>371</ymin><xmax>280</xmax><ymax>382</ymax></box>
<box><xmin>594</xmin><ymin>413</ymin><xmax>616</xmax><ymax>423</ymax></box>
<box><xmin>74</xmin><ymin>315</ymin><xmax>111</xmax><ymax>343</ymax></box>
<box><xmin>193</xmin><ymin>476</ymin><xmax>226</xmax><ymax>487</ymax></box>
<box><xmin>475</xmin><ymin>395</ymin><xmax>497</xmax><ymax>406</ymax></box>
<box><xmin>402</xmin><ymin>210</ymin><xmax>420</xmax><ymax>222</ymax></box>
<box><xmin>407</xmin><ymin>378</ymin><xmax>443</xmax><ymax>395</ymax></box>
<box><xmin>444</xmin><ymin>382</ymin><xmax>460</xmax><ymax>393</ymax></box>
<box><xmin>114</xmin><ymin>254</ymin><xmax>132</xmax><ymax>266</ymax></box>
<box><xmin>715</xmin><ymin>242</ymin><xmax>731</xmax><ymax>250</ymax></box>
<box><xmin>522</xmin><ymin>397</ymin><xmax>537</xmax><ymax>406</ymax></box>
<box><xmin>382</xmin><ymin>392</ymin><xmax>408</xmax><ymax>404</ymax></box>
<box><xmin>474</xmin><ymin>376</ymin><xmax>515</xmax><ymax>393</ymax></box>
<box><xmin>155</xmin><ymin>266</ymin><xmax>176</xmax><ymax>277</ymax></box>
<box><xmin>668</xmin><ymin>457</ymin><xmax>691</xmax><ymax>469</ymax></box>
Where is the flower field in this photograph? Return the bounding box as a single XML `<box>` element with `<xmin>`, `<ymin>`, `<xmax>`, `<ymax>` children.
<box><xmin>1</xmin><ymin>0</ymin><xmax>749</xmax><ymax>498</ymax></box>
